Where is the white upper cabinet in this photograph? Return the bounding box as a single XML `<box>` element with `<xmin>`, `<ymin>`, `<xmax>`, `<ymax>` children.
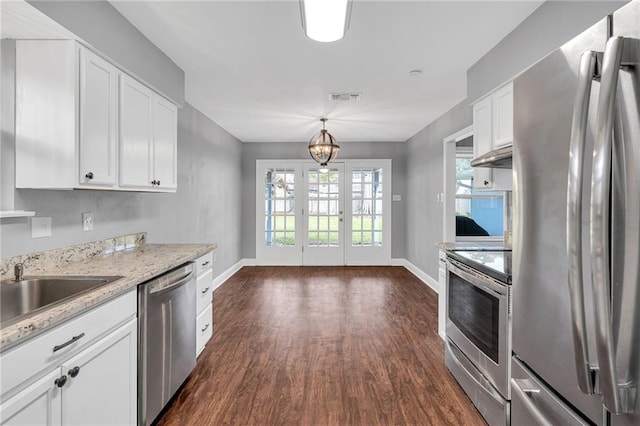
<box><xmin>15</xmin><ymin>40</ymin><xmax>81</xmax><ymax>190</ymax></box>
<box><xmin>472</xmin><ymin>96</ymin><xmax>494</xmax><ymax>190</ymax></box>
<box><xmin>491</xmin><ymin>83</ymin><xmax>514</xmax><ymax>148</ymax></box>
<box><xmin>79</xmin><ymin>48</ymin><xmax>119</xmax><ymax>188</ymax></box>
<box><xmin>472</xmin><ymin>81</ymin><xmax>513</xmax><ymax>191</ymax></box>
<box><xmin>119</xmin><ymin>75</ymin><xmax>178</xmax><ymax>192</ymax></box>
<box><xmin>119</xmin><ymin>75</ymin><xmax>154</xmax><ymax>190</ymax></box>
<box><xmin>14</xmin><ymin>40</ymin><xmax>178</xmax><ymax>192</ymax></box>
<box><xmin>152</xmin><ymin>95</ymin><xmax>178</xmax><ymax>191</ymax></box>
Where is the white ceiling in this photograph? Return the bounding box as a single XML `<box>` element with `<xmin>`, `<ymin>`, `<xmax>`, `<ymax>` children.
<box><xmin>4</xmin><ymin>1</ymin><xmax>544</xmax><ymax>143</ymax></box>
<box><xmin>109</xmin><ymin>1</ymin><xmax>544</xmax><ymax>143</ymax></box>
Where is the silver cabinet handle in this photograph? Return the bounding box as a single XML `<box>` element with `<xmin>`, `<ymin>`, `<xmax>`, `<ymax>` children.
<box><xmin>53</xmin><ymin>333</ymin><xmax>85</xmax><ymax>352</ymax></box>
<box><xmin>201</xmin><ymin>323</ymin><xmax>210</xmax><ymax>333</ymax></box>
<box><xmin>511</xmin><ymin>378</ymin><xmax>554</xmax><ymax>426</ymax></box>
<box><xmin>201</xmin><ymin>287</ymin><xmax>210</xmax><ymax>294</ymax></box>
<box><xmin>591</xmin><ymin>35</ymin><xmax>633</xmax><ymax>414</ymax></box>
<box><xmin>201</xmin><ymin>261</ymin><xmax>210</xmax><ymax>267</ymax></box>
<box><xmin>567</xmin><ymin>50</ymin><xmax>599</xmax><ymax>396</ymax></box>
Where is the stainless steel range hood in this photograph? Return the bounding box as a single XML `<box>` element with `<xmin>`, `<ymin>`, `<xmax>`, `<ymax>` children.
<box><xmin>470</xmin><ymin>145</ymin><xmax>512</xmax><ymax>169</ymax></box>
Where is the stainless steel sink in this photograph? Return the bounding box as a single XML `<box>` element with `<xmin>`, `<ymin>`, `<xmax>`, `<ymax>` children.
<box><xmin>0</xmin><ymin>276</ymin><xmax>123</xmax><ymax>326</ymax></box>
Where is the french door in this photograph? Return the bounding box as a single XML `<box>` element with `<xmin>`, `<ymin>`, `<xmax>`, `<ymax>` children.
<box><xmin>256</xmin><ymin>160</ymin><xmax>391</xmax><ymax>265</ymax></box>
<box><xmin>303</xmin><ymin>163</ymin><xmax>345</xmax><ymax>265</ymax></box>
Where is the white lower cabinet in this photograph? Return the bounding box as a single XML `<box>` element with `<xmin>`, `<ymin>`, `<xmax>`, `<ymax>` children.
<box><xmin>60</xmin><ymin>319</ymin><xmax>137</xmax><ymax>426</ymax></box>
<box><xmin>0</xmin><ymin>370</ymin><xmax>62</xmax><ymax>426</ymax></box>
<box><xmin>0</xmin><ymin>291</ymin><xmax>137</xmax><ymax>426</ymax></box>
<box><xmin>438</xmin><ymin>250</ymin><xmax>447</xmax><ymax>339</ymax></box>
<box><xmin>195</xmin><ymin>252</ymin><xmax>214</xmax><ymax>356</ymax></box>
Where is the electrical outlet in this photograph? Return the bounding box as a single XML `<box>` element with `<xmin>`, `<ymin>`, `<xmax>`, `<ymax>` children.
<box><xmin>82</xmin><ymin>212</ymin><xmax>94</xmax><ymax>231</ymax></box>
<box><xmin>31</xmin><ymin>217</ymin><xmax>52</xmax><ymax>239</ymax></box>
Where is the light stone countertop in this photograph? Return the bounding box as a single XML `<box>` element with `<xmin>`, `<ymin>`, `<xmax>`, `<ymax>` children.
<box><xmin>434</xmin><ymin>241</ymin><xmax>507</xmax><ymax>251</ymax></box>
<box><xmin>0</xmin><ymin>243</ymin><xmax>216</xmax><ymax>351</ymax></box>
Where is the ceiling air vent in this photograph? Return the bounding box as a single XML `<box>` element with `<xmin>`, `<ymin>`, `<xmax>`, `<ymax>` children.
<box><xmin>330</xmin><ymin>92</ymin><xmax>362</xmax><ymax>102</ymax></box>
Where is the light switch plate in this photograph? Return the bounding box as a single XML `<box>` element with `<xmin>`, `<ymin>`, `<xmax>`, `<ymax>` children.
<box><xmin>31</xmin><ymin>217</ymin><xmax>52</xmax><ymax>238</ymax></box>
<box><xmin>82</xmin><ymin>212</ymin><xmax>94</xmax><ymax>231</ymax></box>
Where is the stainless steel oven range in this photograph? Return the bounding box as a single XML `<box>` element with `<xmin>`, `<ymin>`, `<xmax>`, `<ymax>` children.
<box><xmin>445</xmin><ymin>250</ymin><xmax>512</xmax><ymax>426</ymax></box>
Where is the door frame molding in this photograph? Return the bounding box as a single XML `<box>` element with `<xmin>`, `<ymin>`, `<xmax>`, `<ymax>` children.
<box><xmin>255</xmin><ymin>159</ymin><xmax>392</xmax><ymax>266</ymax></box>
<box><xmin>443</xmin><ymin>126</ymin><xmax>473</xmax><ymax>243</ymax></box>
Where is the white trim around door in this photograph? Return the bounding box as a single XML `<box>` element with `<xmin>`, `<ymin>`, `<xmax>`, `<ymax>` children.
<box><xmin>255</xmin><ymin>159</ymin><xmax>392</xmax><ymax>266</ymax></box>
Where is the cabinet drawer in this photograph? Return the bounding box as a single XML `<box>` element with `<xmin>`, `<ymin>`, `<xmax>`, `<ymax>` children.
<box><xmin>196</xmin><ymin>304</ymin><xmax>213</xmax><ymax>356</ymax></box>
<box><xmin>196</xmin><ymin>268</ymin><xmax>213</xmax><ymax>314</ymax></box>
<box><xmin>195</xmin><ymin>252</ymin><xmax>213</xmax><ymax>276</ymax></box>
<box><xmin>0</xmin><ymin>290</ymin><xmax>136</xmax><ymax>400</ymax></box>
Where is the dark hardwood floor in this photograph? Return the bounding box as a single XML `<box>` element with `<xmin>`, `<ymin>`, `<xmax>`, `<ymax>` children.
<box><xmin>156</xmin><ymin>266</ymin><xmax>485</xmax><ymax>426</ymax></box>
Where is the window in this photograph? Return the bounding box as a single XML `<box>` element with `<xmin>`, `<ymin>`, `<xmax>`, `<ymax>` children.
<box><xmin>455</xmin><ymin>152</ymin><xmax>504</xmax><ymax>238</ymax></box>
<box><xmin>264</xmin><ymin>168</ymin><xmax>296</xmax><ymax>246</ymax></box>
<box><xmin>351</xmin><ymin>167</ymin><xmax>383</xmax><ymax>246</ymax></box>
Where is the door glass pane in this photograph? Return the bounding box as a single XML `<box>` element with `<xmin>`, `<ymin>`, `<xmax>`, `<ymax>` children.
<box><xmin>264</xmin><ymin>168</ymin><xmax>295</xmax><ymax>246</ymax></box>
<box><xmin>308</xmin><ymin>168</ymin><xmax>340</xmax><ymax>247</ymax></box>
<box><xmin>351</xmin><ymin>167</ymin><xmax>383</xmax><ymax>247</ymax></box>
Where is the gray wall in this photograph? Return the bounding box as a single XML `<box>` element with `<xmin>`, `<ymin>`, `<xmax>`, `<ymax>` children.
<box><xmin>1</xmin><ymin>103</ymin><xmax>242</xmax><ymax>279</ymax></box>
<box><xmin>241</xmin><ymin>142</ymin><xmax>407</xmax><ymax>260</ymax></box>
<box><xmin>27</xmin><ymin>0</ymin><xmax>185</xmax><ymax>105</ymax></box>
<box><xmin>405</xmin><ymin>100</ymin><xmax>472</xmax><ymax>279</ymax></box>
<box><xmin>467</xmin><ymin>0</ymin><xmax>627</xmax><ymax>102</ymax></box>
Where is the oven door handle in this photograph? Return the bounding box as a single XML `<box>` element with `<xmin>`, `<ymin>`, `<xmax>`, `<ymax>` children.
<box><xmin>447</xmin><ymin>259</ymin><xmax>506</xmax><ymax>296</ymax></box>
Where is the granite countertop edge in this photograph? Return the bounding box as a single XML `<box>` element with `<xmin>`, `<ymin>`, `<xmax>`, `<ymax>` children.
<box><xmin>0</xmin><ymin>243</ymin><xmax>216</xmax><ymax>351</ymax></box>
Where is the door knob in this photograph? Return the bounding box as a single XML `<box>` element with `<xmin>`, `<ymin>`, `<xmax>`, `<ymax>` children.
<box><xmin>55</xmin><ymin>375</ymin><xmax>68</xmax><ymax>388</ymax></box>
<box><xmin>68</xmin><ymin>366</ymin><xmax>80</xmax><ymax>378</ymax></box>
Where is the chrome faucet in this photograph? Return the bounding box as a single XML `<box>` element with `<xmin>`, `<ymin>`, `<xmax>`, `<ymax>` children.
<box><xmin>14</xmin><ymin>263</ymin><xmax>24</xmax><ymax>281</ymax></box>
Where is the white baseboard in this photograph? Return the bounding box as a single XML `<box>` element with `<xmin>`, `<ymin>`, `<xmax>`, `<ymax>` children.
<box><xmin>212</xmin><ymin>259</ymin><xmax>246</xmax><ymax>291</ymax></box>
<box><xmin>219</xmin><ymin>258</ymin><xmax>440</xmax><ymax>296</ymax></box>
<box><xmin>401</xmin><ymin>259</ymin><xmax>440</xmax><ymax>294</ymax></box>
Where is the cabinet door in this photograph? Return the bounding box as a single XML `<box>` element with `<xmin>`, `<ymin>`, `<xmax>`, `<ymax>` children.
<box><xmin>119</xmin><ymin>75</ymin><xmax>153</xmax><ymax>189</ymax></box>
<box><xmin>15</xmin><ymin>40</ymin><xmax>77</xmax><ymax>189</ymax></box>
<box><xmin>472</xmin><ymin>97</ymin><xmax>494</xmax><ymax>189</ymax></box>
<box><xmin>152</xmin><ymin>95</ymin><xmax>178</xmax><ymax>191</ymax></box>
<box><xmin>79</xmin><ymin>48</ymin><xmax>119</xmax><ymax>188</ymax></box>
<box><xmin>492</xmin><ymin>82</ymin><xmax>514</xmax><ymax>148</ymax></box>
<box><xmin>0</xmin><ymin>369</ymin><xmax>61</xmax><ymax>426</ymax></box>
<box><xmin>60</xmin><ymin>319</ymin><xmax>137</xmax><ymax>426</ymax></box>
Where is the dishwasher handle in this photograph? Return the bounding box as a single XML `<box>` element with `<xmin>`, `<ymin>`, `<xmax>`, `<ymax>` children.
<box><xmin>148</xmin><ymin>264</ymin><xmax>195</xmax><ymax>295</ymax></box>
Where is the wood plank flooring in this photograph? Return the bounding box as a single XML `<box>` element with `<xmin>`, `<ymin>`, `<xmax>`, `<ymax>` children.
<box><xmin>156</xmin><ymin>266</ymin><xmax>485</xmax><ymax>426</ymax></box>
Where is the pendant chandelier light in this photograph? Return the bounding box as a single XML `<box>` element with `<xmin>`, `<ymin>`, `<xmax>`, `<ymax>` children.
<box><xmin>308</xmin><ymin>118</ymin><xmax>340</xmax><ymax>167</ymax></box>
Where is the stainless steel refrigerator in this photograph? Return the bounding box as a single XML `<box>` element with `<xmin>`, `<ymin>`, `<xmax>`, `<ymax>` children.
<box><xmin>512</xmin><ymin>1</ymin><xmax>639</xmax><ymax>425</ymax></box>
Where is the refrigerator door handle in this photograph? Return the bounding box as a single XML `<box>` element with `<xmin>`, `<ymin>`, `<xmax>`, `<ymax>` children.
<box><xmin>511</xmin><ymin>378</ymin><xmax>554</xmax><ymax>426</ymax></box>
<box><xmin>591</xmin><ymin>35</ymin><xmax>630</xmax><ymax>415</ymax></box>
<box><xmin>567</xmin><ymin>50</ymin><xmax>600</xmax><ymax>396</ymax></box>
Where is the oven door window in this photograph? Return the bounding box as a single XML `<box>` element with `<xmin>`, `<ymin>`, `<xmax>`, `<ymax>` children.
<box><xmin>448</xmin><ymin>271</ymin><xmax>499</xmax><ymax>363</ymax></box>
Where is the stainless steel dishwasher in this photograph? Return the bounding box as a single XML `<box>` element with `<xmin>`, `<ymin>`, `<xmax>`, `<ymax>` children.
<box><xmin>138</xmin><ymin>262</ymin><xmax>196</xmax><ymax>426</ymax></box>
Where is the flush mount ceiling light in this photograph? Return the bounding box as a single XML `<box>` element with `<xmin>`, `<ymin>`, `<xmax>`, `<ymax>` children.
<box><xmin>308</xmin><ymin>118</ymin><xmax>340</xmax><ymax>167</ymax></box>
<box><xmin>300</xmin><ymin>0</ymin><xmax>352</xmax><ymax>43</ymax></box>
